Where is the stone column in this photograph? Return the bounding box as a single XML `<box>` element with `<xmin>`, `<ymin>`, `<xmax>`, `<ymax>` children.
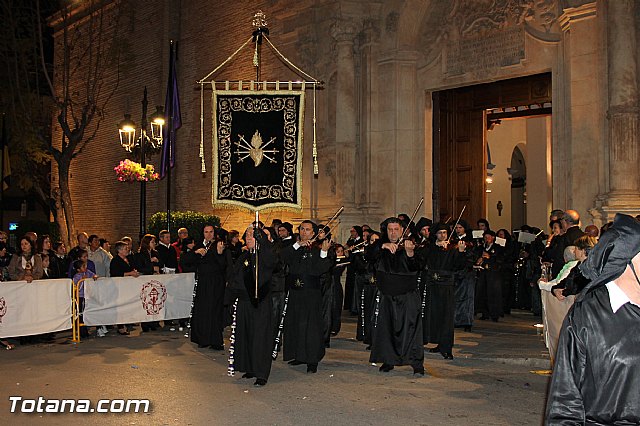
<box><xmin>602</xmin><ymin>0</ymin><xmax>640</xmax><ymax>216</ymax></box>
<box><xmin>331</xmin><ymin>19</ymin><xmax>358</xmax><ymax>210</ymax></box>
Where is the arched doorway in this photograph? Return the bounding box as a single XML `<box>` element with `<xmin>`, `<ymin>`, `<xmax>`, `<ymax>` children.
<box><xmin>433</xmin><ymin>73</ymin><xmax>551</xmax><ymax>228</ymax></box>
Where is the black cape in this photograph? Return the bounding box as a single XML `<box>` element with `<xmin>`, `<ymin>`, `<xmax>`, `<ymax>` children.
<box><xmin>282</xmin><ymin>243</ymin><xmax>333</xmax><ymax>365</ymax></box>
<box><xmin>227</xmin><ymin>233</ymin><xmax>276</xmax><ymax>381</ymax></box>
<box><xmin>545</xmin><ymin>214</ymin><xmax>640</xmax><ymax>424</ymax></box>
<box><xmin>366</xmin><ymin>242</ymin><xmax>424</xmax><ymax>367</ymax></box>
<box><xmin>190</xmin><ymin>242</ymin><xmax>229</xmax><ymax>347</ymax></box>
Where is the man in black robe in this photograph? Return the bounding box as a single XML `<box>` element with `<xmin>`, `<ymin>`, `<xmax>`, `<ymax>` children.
<box><xmin>421</xmin><ymin>223</ymin><xmax>467</xmax><ymax>360</ymax></box>
<box><xmin>545</xmin><ymin>213</ymin><xmax>640</xmax><ymax>424</ymax></box>
<box><xmin>190</xmin><ymin>225</ymin><xmax>229</xmax><ymax>350</ymax></box>
<box><xmin>451</xmin><ymin>220</ymin><xmax>475</xmax><ymax>331</ymax></box>
<box><xmin>474</xmin><ymin>230</ymin><xmax>504</xmax><ymax>322</ymax></box>
<box><xmin>281</xmin><ymin>220</ymin><xmax>332</xmax><ymax>373</ymax></box>
<box><xmin>227</xmin><ymin>225</ymin><xmax>276</xmax><ymax>387</ymax></box>
<box><xmin>366</xmin><ymin>217</ymin><xmax>424</xmax><ymax>375</ymax></box>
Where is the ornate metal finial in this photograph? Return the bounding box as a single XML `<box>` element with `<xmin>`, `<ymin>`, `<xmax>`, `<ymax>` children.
<box><xmin>252</xmin><ymin>10</ymin><xmax>268</xmax><ymax>29</ymax></box>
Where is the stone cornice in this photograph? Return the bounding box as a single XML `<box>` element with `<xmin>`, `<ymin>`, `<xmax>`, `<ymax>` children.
<box><xmin>559</xmin><ymin>2</ymin><xmax>597</xmax><ymax>32</ymax></box>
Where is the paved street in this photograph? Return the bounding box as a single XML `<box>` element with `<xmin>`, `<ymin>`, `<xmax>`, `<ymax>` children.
<box><xmin>0</xmin><ymin>311</ymin><xmax>551</xmax><ymax>425</ymax></box>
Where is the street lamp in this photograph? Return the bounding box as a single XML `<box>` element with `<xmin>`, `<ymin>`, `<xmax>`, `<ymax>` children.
<box><xmin>118</xmin><ymin>87</ymin><xmax>164</xmax><ymax>239</ymax></box>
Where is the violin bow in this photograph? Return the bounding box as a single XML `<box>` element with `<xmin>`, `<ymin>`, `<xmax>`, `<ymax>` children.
<box><xmin>310</xmin><ymin>206</ymin><xmax>344</xmax><ymax>243</ymax></box>
<box><xmin>447</xmin><ymin>205</ymin><xmax>467</xmax><ymax>243</ymax></box>
<box><xmin>397</xmin><ymin>197</ymin><xmax>424</xmax><ymax>245</ymax></box>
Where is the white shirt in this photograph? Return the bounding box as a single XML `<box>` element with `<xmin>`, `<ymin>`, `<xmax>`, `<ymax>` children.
<box><xmin>606</xmin><ymin>281</ymin><xmax>640</xmax><ymax>313</ymax></box>
<box><xmin>293</xmin><ymin>242</ymin><xmax>328</xmax><ymax>258</ymax></box>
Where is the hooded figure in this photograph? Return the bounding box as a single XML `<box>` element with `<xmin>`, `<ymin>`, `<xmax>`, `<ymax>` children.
<box><xmin>545</xmin><ymin>214</ymin><xmax>640</xmax><ymax>425</ymax></box>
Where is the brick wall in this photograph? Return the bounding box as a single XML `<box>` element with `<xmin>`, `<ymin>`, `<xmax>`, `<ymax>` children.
<box><xmin>52</xmin><ymin>0</ymin><xmax>350</xmax><ymax>244</ymax></box>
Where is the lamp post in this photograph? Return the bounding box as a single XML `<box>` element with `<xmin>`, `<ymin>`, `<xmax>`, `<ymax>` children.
<box><xmin>118</xmin><ymin>87</ymin><xmax>164</xmax><ymax>240</ymax></box>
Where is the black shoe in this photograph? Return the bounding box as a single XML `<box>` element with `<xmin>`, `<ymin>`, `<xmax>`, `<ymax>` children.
<box><xmin>365</xmin><ymin>345</ymin><xmax>371</xmax><ymax>350</ymax></box>
<box><xmin>325</xmin><ymin>342</ymin><xmax>330</xmax><ymax>348</ymax></box>
<box><xmin>428</xmin><ymin>346</ymin><xmax>441</xmax><ymax>353</ymax></box>
<box><xmin>479</xmin><ymin>315</ymin><xmax>489</xmax><ymax>321</ymax></box>
<box><xmin>307</xmin><ymin>364</ymin><xmax>318</xmax><ymax>373</ymax></box>
<box><xmin>413</xmin><ymin>367</ymin><xmax>425</xmax><ymax>376</ymax></box>
<box><xmin>463</xmin><ymin>326</ymin><xmax>472</xmax><ymax>332</ymax></box>
<box><xmin>442</xmin><ymin>352</ymin><xmax>454</xmax><ymax>360</ymax></box>
<box><xmin>242</xmin><ymin>373</ymin><xmax>255</xmax><ymax>379</ymax></box>
<box><xmin>197</xmin><ymin>344</ymin><xmax>207</xmax><ymax>348</ymax></box>
<box><xmin>288</xmin><ymin>360</ymin><xmax>304</xmax><ymax>365</ymax></box>
<box><xmin>492</xmin><ymin>318</ymin><xmax>499</xmax><ymax>322</ymax></box>
<box><xmin>379</xmin><ymin>364</ymin><xmax>394</xmax><ymax>372</ymax></box>
<box><xmin>254</xmin><ymin>378</ymin><xmax>267</xmax><ymax>386</ymax></box>
<box><xmin>210</xmin><ymin>344</ymin><xmax>225</xmax><ymax>351</ymax></box>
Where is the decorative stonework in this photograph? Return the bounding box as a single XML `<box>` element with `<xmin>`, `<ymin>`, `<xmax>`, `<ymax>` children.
<box><xmin>385</xmin><ymin>11</ymin><xmax>399</xmax><ymax>33</ymax></box>
<box><xmin>416</xmin><ymin>1</ymin><xmax>562</xmax><ymax>76</ymax></box>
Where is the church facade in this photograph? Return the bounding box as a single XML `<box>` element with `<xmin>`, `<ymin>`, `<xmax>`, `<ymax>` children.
<box><xmin>51</xmin><ymin>0</ymin><xmax>640</xmax><ymax>242</ymax></box>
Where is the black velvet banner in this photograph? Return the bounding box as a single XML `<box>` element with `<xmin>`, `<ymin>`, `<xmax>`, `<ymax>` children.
<box><xmin>212</xmin><ymin>91</ymin><xmax>304</xmax><ymax>210</ymax></box>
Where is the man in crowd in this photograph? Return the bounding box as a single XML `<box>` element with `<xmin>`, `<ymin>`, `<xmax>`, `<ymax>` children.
<box><xmin>281</xmin><ymin>220</ymin><xmax>332</xmax><ymax>373</ymax></box>
<box><xmin>546</xmin><ymin>213</ymin><xmax>640</xmax><ymax>424</ymax></box>
<box><xmin>366</xmin><ymin>217</ymin><xmax>424</xmax><ymax>375</ymax></box>
<box><xmin>157</xmin><ymin>230</ymin><xmax>179</xmax><ymax>273</ymax></box>
<box><xmin>87</xmin><ymin>234</ymin><xmax>112</xmax><ymax>277</ymax></box>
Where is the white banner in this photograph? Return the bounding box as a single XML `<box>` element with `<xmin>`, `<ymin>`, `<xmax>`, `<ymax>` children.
<box><xmin>83</xmin><ymin>273</ymin><xmax>196</xmax><ymax>326</ymax></box>
<box><xmin>0</xmin><ymin>279</ymin><xmax>72</xmax><ymax>338</ymax></box>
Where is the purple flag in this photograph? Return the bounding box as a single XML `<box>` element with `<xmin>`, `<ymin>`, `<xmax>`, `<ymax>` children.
<box><xmin>160</xmin><ymin>42</ymin><xmax>181</xmax><ymax>179</ymax></box>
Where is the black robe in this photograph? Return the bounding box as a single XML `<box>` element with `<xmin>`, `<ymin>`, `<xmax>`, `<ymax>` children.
<box><xmin>474</xmin><ymin>243</ymin><xmax>505</xmax><ymax>321</ymax></box>
<box><xmin>451</xmin><ymin>235</ymin><xmax>476</xmax><ymax>328</ymax></box>
<box><xmin>353</xmin><ymin>252</ymin><xmax>377</xmax><ymax>344</ymax></box>
<box><xmin>546</xmin><ymin>213</ymin><xmax>640</xmax><ymax>424</ymax></box>
<box><xmin>281</xmin><ymin>243</ymin><xmax>332</xmax><ymax>365</ymax></box>
<box><xmin>227</xmin><ymin>235</ymin><xmax>276</xmax><ymax>381</ymax></box>
<box><xmin>366</xmin><ymin>242</ymin><xmax>424</xmax><ymax>368</ymax></box>
<box><xmin>545</xmin><ymin>285</ymin><xmax>640</xmax><ymax>424</ymax></box>
<box><xmin>190</xmin><ymin>242</ymin><xmax>229</xmax><ymax>347</ymax></box>
<box><xmin>420</xmin><ymin>242</ymin><xmax>466</xmax><ymax>352</ymax></box>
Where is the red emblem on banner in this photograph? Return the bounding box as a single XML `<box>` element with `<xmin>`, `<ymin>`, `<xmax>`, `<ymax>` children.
<box><xmin>0</xmin><ymin>297</ymin><xmax>6</xmax><ymax>323</ymax></box>
<box><xmin>140</xmin><ymin>280</ymin><xmax>167</xmax><ymax>315</ymax></box>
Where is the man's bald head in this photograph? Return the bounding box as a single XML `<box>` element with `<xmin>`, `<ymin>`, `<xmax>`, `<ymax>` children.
<box><xmin>562</xmin><ymin>210</ymin><xmax>580</xmax><ymax>226</ymax></box>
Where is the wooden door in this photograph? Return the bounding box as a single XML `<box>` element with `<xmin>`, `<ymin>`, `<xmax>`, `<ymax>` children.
<box><xmin>434</xmin><ymin>89</ymin><xmax>485</xmax><ymax>226</ymax></box>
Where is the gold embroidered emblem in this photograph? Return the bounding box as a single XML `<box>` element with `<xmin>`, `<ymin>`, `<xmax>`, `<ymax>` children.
<box><xmin>244</xmin><ymin>259</ymin><xmax>250</xmax><ymax>267</ymax></box>
<box><xmin>369</xmin><ymin>276</ymin><xmax>376</xmax><ymax>284</ymax></box>
<box><xmin>294</xmin><ymin>278</ymin><xmax>304</xmax><ymax>288</ymax></box>
<box><xmin>235</xmin><ymin>130</ymin><xmax>278</xmax><ymax>167</ymax></box>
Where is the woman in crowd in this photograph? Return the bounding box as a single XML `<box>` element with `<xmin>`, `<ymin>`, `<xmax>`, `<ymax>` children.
<box><xmin>37</xmin><ymin>235</ymin><xmax>53</xmax><ymax>258</ymax></box>
<box><xmin>134</xmin><ymin>234</ymin><xmax>160</xmax><ymax>275</ymax></box>
<box><xmin>135</xmin><ymin>234</ymin><xmax>160</xmax><ymax>332</ymax></box>
<box><xmin>8</xmin><ymin>236</ymin><xmax>43</xmax><ymax>282</ymax></box>
<box><xmin>109</xmin><ymin>240</ymin><xmax>141</xmax><ymax>335</ymax></box>
<box><xmin>178</xmin><ymin>237</ymin><xmax>198</xmax><ymax>273</ymax></box>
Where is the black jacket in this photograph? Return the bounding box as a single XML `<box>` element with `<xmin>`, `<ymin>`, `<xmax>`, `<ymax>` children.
<box><xmin>546</xmin><ymin>214</ymin><xmax>640</xmax><ymax>424</ymax></box>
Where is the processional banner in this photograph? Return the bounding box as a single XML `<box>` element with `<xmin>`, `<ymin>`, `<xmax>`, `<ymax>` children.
<box><xmin>82</xmin><ymin>273</ymin><xmax>196</xmax><ymax>326</ymax></box>
<box><xmin>211</xmin><ymin>90</ymin><xmax>304</xmax><ymax>210</ymax></box>
<box><xmin>0</xmin><ymin>279</ymin><xmax>72</xmax><ymax>338</ymax></box>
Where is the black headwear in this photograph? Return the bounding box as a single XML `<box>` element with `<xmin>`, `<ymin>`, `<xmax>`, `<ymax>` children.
<box><xmin>434</xmin><ymin>223</ymin><xmax>450</xmax><ymax>233</ymax></box>
<box><xmin>456</xmin><ymin>219</ymin><xmax>469</xmax><ymax>232</ymax></box>
<box><xmin>279</xmin><ymin>222</ymin><xmax>293</xmax><ymax>236</ymax></box>
<box><xmin>579</xmin><ymin>214</ymin><xmax>640</xmax><ymax>293</ymax></box>
<box><xmin>415</xmin><ymin>217</ymin><xmax>433</xmax><ymax>232</ymax></box>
